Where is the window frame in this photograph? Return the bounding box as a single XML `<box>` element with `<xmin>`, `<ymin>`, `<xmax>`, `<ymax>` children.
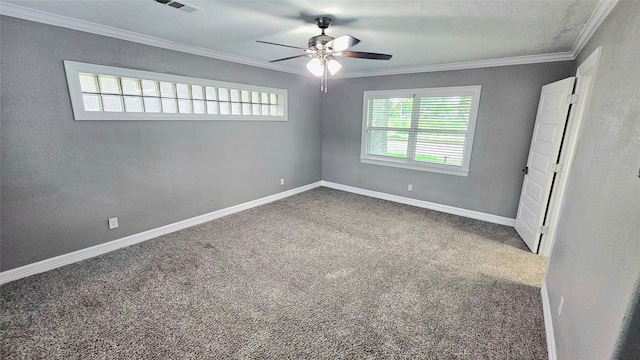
<box><xmin>360</xmin><ymin>85</ymin><xmax>481</xmax><ymax>176</ymax></box>
<box><xmin>63</xmin><ymin>60</ymin><xmax>288</xmax><ymax>121</ymax></box>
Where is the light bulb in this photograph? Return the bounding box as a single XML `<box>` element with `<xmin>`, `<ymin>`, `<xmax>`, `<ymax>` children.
<box><xmin>327</xmin><ymin>58</ymin><xmax>342</xmax><ymax>75</ymax></box>
<box><xmin>306</xmin><ymin>58</ymin><xmax>324</xmax><ymax>77</ymax></box>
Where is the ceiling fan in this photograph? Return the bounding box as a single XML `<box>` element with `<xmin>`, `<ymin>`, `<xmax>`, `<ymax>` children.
<box><xmin>257</xmin><ymin>17</ymin><xmax>392</xmax><ymax>92</ymax></box>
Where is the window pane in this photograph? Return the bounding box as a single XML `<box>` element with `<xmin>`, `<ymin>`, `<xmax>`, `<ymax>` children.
<box><xmin>242</xmin><ymin>103</ymin><xmax>252</xmax><ymax>115</ymax></box>
<box><xmin>205</xmin><ymin>87</ymin><xmax>217</xmax><ymax>100</ymax></box>
<box><xmin>415</xmin><ymin>133</ymin><xmax>465</xmax><ymax>166</ymax></box>
<box><xmin>220</xmin><ymin>102</ymin><xmax>231</xmax><ymax>115</ymax></box>
<box><xmin>262</xmin><ymin>104</ymin><xmax>269</xmax><ymax>115</ymax></box>
<box><xmin>143</xmin><ymin>97</ymin><xmax>161</xmax><ymax>112</ymax></box>
<box><xmin>178</xmin><ymin>99</ymin><xmax>192</xmax><ymax>113</ymax></box>
<box><xmin>218</xmin><ymin>88</ymin><xmax>229</xmax><ymax>101</ymax></box>
<box><xmin>418</xmin><ymin>96</ymin><xmax>471</xmax><ymax>132</ymax></box>
<box><xmin>160</xmin><ymin>82</ymin><xmax>176</xmax><ymax>98</ymax></box>
<box><xmin>230</xmin><ymin>89</ymin><xmax>240</xmax><ymax>102</ymax></box>
<box><xmin>270</xmin><ymin>93</ymin><xmax>278</xmax><ymax>104</ymax></box>
<box><xmin>270</xmin><ymin>105</ymin><xmax>278</xmax><ymax>116</ymax></box>
<box><xmin>252</xmin><ymin>91</ymin><xmax>260</xmax><ymax>103</ymax></box>
<box><xmin>124</xmin><ymin>96</ymin><xmax>143</xmax><ymax>112</ymax></box>
<box><xmin>240</xmin><ymin>90</ymin><xmax>250</xmax><ymax>103</ymax></box>
<box><xmin>101</xmin><ymin>95</ymin><xmax>123</xmax><ymax>112</ymax></box>
<box><xmin>193</xmin><ymin>100</ymin><xmax>205</xmax><ymax>114</ymax></box>
<box><xmin>206</xmin><ymin>101</ymin><xmax>219</xmax><ymax>114</ymax></box>
<box><xmin>79</xmin><ymin>73</ymin><xmax>99</xmax><ymax>93</ymax></box>
<box><xmin>261</xmin><ymin>92</ymin><xmax>269</xmax><ymax>104</ymax></box>
<box><xmin>82</xmin><ymin>93</ymin><xmax>101</xmax><ymax>111</ymax></box>
<box><xmin>121</xmin><ymin>78</ymin><xmax>142</xmax><ymax>96</ymax></box>
<box><xmin>141</xmin><ymin>80</ymin><xmax>159</xmax><ymax>97</ymax></box>
<box><xmin>192</xmin><ymin>85</ymin><xmax>204</xmax><ymax>100</ymax></box>
<box><xmin>369</xmin><ymin>98</ymin><xmax>412</xmax><ymax>128</ymax></box>
<box><xmin>176</xmin><ymin>83</ymin><xmax>190</xmax><ymax>99</ymax></box>
<box><xmin>368</xmin><ymin>130</ymin><xmax>408</xmax><ymax>158</ymax></box>
<box><xmin>252</xmin><ymin>104</ymin><xmax>261</xmax><ymax>115</ymax></box>
<box><xmin>231</xmin><ymin>102</ymin><xmax>241</xmax><ymax>115</ymax></box>
<box><xmin>98</xmin><ymin>75</ymin><xmax>121</xmax><ymax>94</ymax></box>
<box><xmin>276</xmin><ymin>99</ymin><xmax>284</xmax><ymax>115</ymax></box>
<box><xmin>161</xmin><ymin>98</ymin><xmax>177</xmax><ymax>113</ymax></box>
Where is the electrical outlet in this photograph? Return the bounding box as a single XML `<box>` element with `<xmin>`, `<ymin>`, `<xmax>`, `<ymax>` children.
<box><xmin>108</xmin><ymin>217</ymin><xmax>119</xmax><ymax>229</ymax></box>
<box><xmin>280</xmin><ymin>178</ymin><xmax>285</xmax><ymax>185</ymax></box>
<box><xmin>558</xmin><ymin>296</ymin><xmax>565</xmax><ymax>317</ymax></box>
<box><xmin>408</xmin><ymin>184</ymin><xmax>413</xmax><ymax>191</ymax></box>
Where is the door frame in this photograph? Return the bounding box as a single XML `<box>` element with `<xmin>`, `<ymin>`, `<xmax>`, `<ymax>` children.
<box><xmin>539</xmin><ymin>46</ymin><xmax>602</xmax><ymax>257</ymax></box>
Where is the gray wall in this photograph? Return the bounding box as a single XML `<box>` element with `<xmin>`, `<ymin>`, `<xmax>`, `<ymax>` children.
<box><xmin>544</xmin><ymin>1</ymin><xmax>640</xmax><ymax>359</ymax></box>
<box><xmin>0</xmin><ymin>17</ymin><xmax>323</xmax><ymax>271</ymax></box>
<box><xmin>322</xmin><ymin>62</ymin><xmax>574</xmax><ymax>218</ymax></box>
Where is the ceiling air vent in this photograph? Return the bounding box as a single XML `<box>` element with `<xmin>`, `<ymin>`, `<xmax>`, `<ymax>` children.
<box><xmin>153</xmin><ymin>0</ymin><xmax>199</xmax><ymax>13</ymax></box>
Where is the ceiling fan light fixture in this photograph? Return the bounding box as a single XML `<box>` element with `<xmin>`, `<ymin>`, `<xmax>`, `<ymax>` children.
<box><xmin>259</xmin><ymin>16</ymin><xmax>391</xmax><ymax>91</ymax></box>
<box><xmin>327</xmin><ymin>58</ymin><xmax>342</xmax><ymax>75</ymax></box>
<box><xmin>307</xmin><ymin>58</ymin><xmax>325</xmax><ymax>77</ymax></box>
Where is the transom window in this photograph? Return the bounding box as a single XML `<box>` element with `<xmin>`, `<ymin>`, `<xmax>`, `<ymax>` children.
<box><xmin>360</xmin><ymin>86</ymin><xmax>481</xmax><ymax>176</ymax></box>
<box><xmin>64</xmin><ymin>61</ymin><xmax>287</xmax><ymax>121</ymax></box>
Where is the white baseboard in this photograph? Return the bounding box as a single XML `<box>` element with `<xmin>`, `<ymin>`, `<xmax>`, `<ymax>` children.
<box><xmin>0</xmin><ymin>181</ymin><xmax>322</xmax><ymax>285</ymax></box>
<box><xmin>541</xmin><ymin>282</ymin><xmax>557</xmax><ymax>360</ymax></box>
<box><xmin>320</xmin><ymin>181</ymin><xmax>516</xmax><ymax>226</ymax></box>
<box><xmin>1</xmin><ymin>180</ymin><xmax>514</xmax><ymax>285</ymax></box>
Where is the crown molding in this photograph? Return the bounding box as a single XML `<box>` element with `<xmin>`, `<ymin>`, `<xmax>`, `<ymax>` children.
<box><xmin>0</xmin><ymin>2</ymin><xmax>307</xmax><ymax>76</ymax></box>
<box><xmin>339</xmin><ymin>0</ymin><xmax>618</xmax><ymax>79</ymax></box>
<box><xmin>0</xmin><ymin>0</ymin><xmax>619</xmax><ymax>78</ymax></box>
<box><xmin>570</xmin><ymin>0</ymin><xmax>619</xmax><ymax>58</ymax></box>
<box><xmin>336</xmin><ymin>52</ymin><xmax>575</xmax><ymax>79</ymax></box>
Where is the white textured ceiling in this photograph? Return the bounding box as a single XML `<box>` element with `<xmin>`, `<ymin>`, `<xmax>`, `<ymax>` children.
<box><xmin>2</xmin><ymin>0</ymin><xmax>600</xmax><ymax>76</ymax></box>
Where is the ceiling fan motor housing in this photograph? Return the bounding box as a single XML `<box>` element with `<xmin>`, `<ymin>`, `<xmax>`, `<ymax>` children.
<box><xmin>309</xmin><ymin>34</ymin><xmax>334</xmax><ymax>49</ymax></box>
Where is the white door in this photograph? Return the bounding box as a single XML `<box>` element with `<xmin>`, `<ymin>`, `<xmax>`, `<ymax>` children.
<box><xmin>515</xmin><ymin>77</ymin><xmax>576</xmax><ymax>252</ymax></box>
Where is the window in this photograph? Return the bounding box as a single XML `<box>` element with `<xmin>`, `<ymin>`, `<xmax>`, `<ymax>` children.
<box><xmin>360</xmin><ymin>86</ymin><xmax>481</xmax><ymax>176</ymax></box>
<box><xmin>64</xmin><ymin>61</ymin><xmax>287</xmax><ymax>121</ymax></box>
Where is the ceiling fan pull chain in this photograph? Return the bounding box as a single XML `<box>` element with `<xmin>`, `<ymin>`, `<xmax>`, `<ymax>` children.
<box><xmin>324</xmin><ymin>65</ymin><xmax>329</xmax><ymax>93</ymax></box>
<box><xmin>323</xmin><ymin>68</ymin><xmax>326</xmax><ymax>93</ymax></box>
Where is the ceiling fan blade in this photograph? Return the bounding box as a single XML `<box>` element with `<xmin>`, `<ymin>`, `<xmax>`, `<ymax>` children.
<box><xmin>326</xmin><ymin>35</ymin><xmax>360</xmax><ymax>51</ymax></box>
<box><xmin>340</xmin><ymin>51</ymin><xmax>393</xmax><ymax>60</ymax></box>
<box><xmin>256</xmin><ymin>40</ymin><xmax>307</xmax><ymax>50</ymax></box>
<box><xmin>269</xmin><ymin>54</ymin><xmax>309</xmax><ymax>63</ymax></box>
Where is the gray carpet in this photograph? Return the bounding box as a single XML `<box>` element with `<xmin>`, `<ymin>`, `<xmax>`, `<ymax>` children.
<box><xmin>1</xmin><ymin>187</ymin><xmax>548</xmax><ymax>359</ymax></box>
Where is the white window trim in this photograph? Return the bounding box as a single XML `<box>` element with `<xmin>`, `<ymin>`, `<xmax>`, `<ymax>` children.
<box><xmin>360</xmin><ymin>86</ymin><xmax>481</xmax><ymax>176</ymax></box>
<box><xmin>63</xmin><ymin>60</ymin><xmax>288</xmax><ymax>121</ymax></box>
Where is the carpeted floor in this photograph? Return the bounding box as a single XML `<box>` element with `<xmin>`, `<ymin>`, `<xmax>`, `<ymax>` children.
<box><xmin>1</xmin><ymin>187</ymin><xmax>548</xmax><ymax>359</ymax></box>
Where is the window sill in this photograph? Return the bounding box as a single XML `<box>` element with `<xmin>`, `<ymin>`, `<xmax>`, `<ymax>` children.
<box><xmin>360</xmin><ymin>157</ymin><xmax>470</xmax><ymax>176</ymax></box>
<box><xmin>69</xmin><ymin>112</ymin><xmax>287</xmax><ymax>121</ymax></box>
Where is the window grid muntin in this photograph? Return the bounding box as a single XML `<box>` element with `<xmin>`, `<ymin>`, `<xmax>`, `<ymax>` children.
<box><xmin>77</xmin><ymin>72</ymin><xmax>283</xmax><ymax>117</ymax></box>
